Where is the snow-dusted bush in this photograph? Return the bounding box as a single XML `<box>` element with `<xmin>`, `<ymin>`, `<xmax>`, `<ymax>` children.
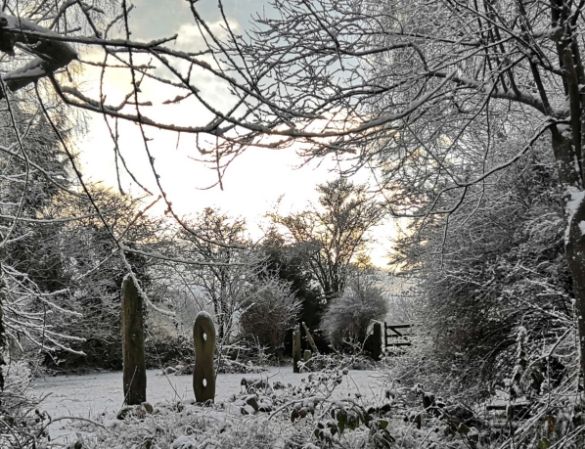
<box><xmin>320</xmin><ymin>278</ymin><xmax>388</xmax><ymax>348</ymax></box>
<box><xmin>1</xmin><ymin>357</ymin><xmax>32</xmax><ymax>409</ymax></box>
<box><xmin>73</xmin><ymin>366</ymin><xmax>387</xmax><ymax>449</ymax></box>
<box><xmin>395</xmin><ymin>147</ymin><xmax>573</xmax><ymax>393</ymax></box>
<box><xmin>217</xmin><ymin>342</ymin><xmax>271</xmax><ymax>373</ymax></box>
<box><xmin>78</xmin><ymin>403</ymin><xmax>283</xmax><ymax>449</ymax></box>
<box><xmin>239</xmin><ymin>277</ymin><xmax>301</xmax><ymax>350</ymax></box>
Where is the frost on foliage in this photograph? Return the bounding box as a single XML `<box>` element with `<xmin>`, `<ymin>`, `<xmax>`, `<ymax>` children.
<box><xmin>509</xmin><ymin>326</ymin><xmax>528</xmax><ymax>400</ymax></box>
<box><xmin>564</xmin><ymin>186</ymin><xmax>585</xmax><ymax>244</ymax></box>
<box><xmin>172</xmin><ymin>435</ymin><xmax>197</xmax><ymax>449</ymax></box>
<box><xmin>320</xmin><ymin>279</ymin><xmax>387</xmax><ymax>347</ymax></box>
<box><xmin>2</xmin><ymin>357</ymin><xmax>32</xmax><ymax>400</ymax></box>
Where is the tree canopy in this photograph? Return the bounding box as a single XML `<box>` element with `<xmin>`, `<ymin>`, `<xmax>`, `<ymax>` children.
<box><xmin>272</xmin><ymin>178</ymin><xmax>382</xmax><ymax>301</ymax></box>
<box><xmin>2</xmin><ymin>0</ymin><xmax>585</xmax><ymax>404</ymax></box>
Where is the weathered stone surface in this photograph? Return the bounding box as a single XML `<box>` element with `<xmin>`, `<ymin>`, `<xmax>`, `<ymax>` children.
<box><xmin>121</xmin><ymin>276</ymin><xmax>146</xmax><ymax>405</ymax></box>
<box><xmin>193</xmin><ymin>312</ymin><xmax>216</xmax><ymax>402</ymax></box>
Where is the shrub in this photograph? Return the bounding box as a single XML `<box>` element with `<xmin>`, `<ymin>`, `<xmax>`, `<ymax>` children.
<box><xmin>395</xmin><ymin>152</ymin><xmax>572</xmax><ymax>390</ymax></box>
<box><xmin>320</xmin><ymin>278</ymin><xmax>387</xmax><ymax>348</ymax></box>
<box><xmin>239</xmin><ymin>277</ymin><xmax>301</xmax><ymax>350</ymax></box>
<box><xmin>1</xmin><ymin>358</ymin><xmax>51</xmax><ymax>448</ymax></box>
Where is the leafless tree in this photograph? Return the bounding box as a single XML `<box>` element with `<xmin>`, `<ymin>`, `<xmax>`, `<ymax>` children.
<box><xmin>0</xmin><ymin>0</ymin><xmax>306</xmax><ymax>323</ymax></box>
<box><xmin>211</xmin><ymin>0</ymin><xmax>585</xmax><ymax>381</ymax></box>
<box><xmin>177</xmin><ymin>208</ymin><xmax>254</xmax><ymax>341</ymax></box>
<box><xmin>2</xmin><ymin>0</ymin><xmax>585</xmax><ymax>385</ymax></box>
<box><xmin>0</xmin><ymin>104</ymin><xmax>84</xmax><ymax>391</ymax></box>
<box><xmin>272</xmin><ymin>178</ymin><xmax>382</xmax><ymax>301</ymax></box>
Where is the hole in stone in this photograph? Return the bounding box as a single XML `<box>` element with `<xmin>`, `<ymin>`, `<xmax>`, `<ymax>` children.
<box><xmin>202</xmin><ymin>332</ymin><xmax>208</xmax><ymax>342</ymax></box>
<box><xmin>202</xmin><ymin>378</ymin><xmax>207</xmax><ymax>388</ymax></box>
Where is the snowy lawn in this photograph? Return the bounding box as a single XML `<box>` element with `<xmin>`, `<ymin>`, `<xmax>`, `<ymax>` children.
<box><xmin>31</xmin><ymin>367</ymin><xmax>388</xmax><ymax>445</ymax></box>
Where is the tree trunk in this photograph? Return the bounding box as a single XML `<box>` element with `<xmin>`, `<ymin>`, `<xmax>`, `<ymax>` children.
<box><xmin>552</xmin><ymin>127</ymin><xmax>585</xmax><ymax>383</ymax></box>
<box><xmin>218</xmin><ymin>301</ymin><xmax>225</xmax><ymax>342</ymax></box>
<box><xmin>566</xmin><ymin>195</ymin><xmax>585</xmax><ymax>381</ymax></box>
<box><xmin>0</xmin><ymin>260</ymin><xmax>6</xmax><ymax>398</ymax></box>
<box><xmin>292</xmin><ymin>325</ymin><xmax>301</xmax><ymax>373</ymax></box>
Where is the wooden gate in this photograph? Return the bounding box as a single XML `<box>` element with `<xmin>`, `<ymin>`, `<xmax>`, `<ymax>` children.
<box><xmin>384</xmin><ymin>323</ymin><xmax>412</xmax><ymax>348</ymax></box>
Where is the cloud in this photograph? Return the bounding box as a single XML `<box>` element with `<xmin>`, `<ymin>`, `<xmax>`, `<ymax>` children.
<box><xmin>71</xmin><ymin>2</ymin><xmax>394</xmax><ymax>267</ymax></box>
<box><xmin>175</xmin><ymin>18</ymin><xmax>241</xmax><ymax>52</ymax></box>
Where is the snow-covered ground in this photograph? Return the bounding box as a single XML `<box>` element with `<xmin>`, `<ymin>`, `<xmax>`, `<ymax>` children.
<box><xmin>31</xmin><ymin>367</ymin><xmax>387</xmax><ymax>443</ymax></box>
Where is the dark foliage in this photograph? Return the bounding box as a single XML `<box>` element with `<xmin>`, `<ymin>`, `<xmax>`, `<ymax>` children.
<box><xmin>259</xmin><ymin>230</ymin><xmax>324</xmax><ymax>330</ymax></box>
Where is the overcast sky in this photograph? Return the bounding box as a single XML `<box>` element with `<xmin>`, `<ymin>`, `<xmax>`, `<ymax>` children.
<box><xmin>77</xmin><ymin>0</ymin><xmax>396</xmax><ymax>266</ymax></box>
<box><xmin>130</xmin><ymin>0</ymin><xmax>263</xmax><ymax>38</ymax></box>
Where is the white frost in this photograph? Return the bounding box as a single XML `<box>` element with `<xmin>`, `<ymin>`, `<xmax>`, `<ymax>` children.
<box><xmin>564</xmin><ymin>187</ymin><xmax>585</xmax><ymax>244</ymax></box>
<box><xmin>557</xmin><ymin>123</ymin><xmax>571</xmax><ymax>135</ymax></box>
<box><xmin>579</xmin><ymin>221</ymin><xmax>585</xmax><ymax>236</ymax></box>
<box><xmin>566</xmin><ymin>187</ymin><xmax>585</xmax><ymax>215</ymax></box>
<box><xmin>172</xmin><ymin>435</ymin><xmax>197</xmax><ymax>449</ymax></box>
<box><xmin>32</xmin><ymin>367</ymin><xmax>384</xmax><ymax>442</ymax></box>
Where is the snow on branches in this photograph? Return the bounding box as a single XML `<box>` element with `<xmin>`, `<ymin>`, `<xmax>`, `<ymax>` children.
<box><xmin>0</xmin><ymin>13</ymin><xmax>77</xmax><ymax>99</ymax></box>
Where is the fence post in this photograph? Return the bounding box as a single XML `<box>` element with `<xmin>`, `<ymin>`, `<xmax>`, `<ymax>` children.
<box><xmin>292</xmin><ymin>325</ymin><xmax>302</xmax><ymax>373</ymax></box>
<box><xmin>365</xmin><ymin>322</ymin><xmax>383</xmax><ymax>361</ymax></box>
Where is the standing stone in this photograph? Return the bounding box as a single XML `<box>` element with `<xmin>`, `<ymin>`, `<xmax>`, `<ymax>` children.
<box><xmin>122</xmin><ymin>275</ymin><xmax>146</xmax><ymax>405</ymax></box>
<box><xmin>193</xmin><ymin>312</ymin><xmax>216</xmax><ymax>402</ymax></box>
<box><xmin>364</xmin><ymin>322</ymin><xmax>383</xmax><ymax>361</ymax></box>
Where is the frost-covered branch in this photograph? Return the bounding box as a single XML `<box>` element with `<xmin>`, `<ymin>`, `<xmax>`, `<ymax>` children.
<box><xmin>0</xmin><ymin>13</ymin><xmax>77</xmax><ymax>98</ymax></box>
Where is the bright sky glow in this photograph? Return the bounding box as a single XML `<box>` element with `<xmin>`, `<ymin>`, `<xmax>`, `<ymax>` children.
<box><xmin>76</xmin><ymin>0</ymin><xmax>398</xmax><ymax>267</ymax></box>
